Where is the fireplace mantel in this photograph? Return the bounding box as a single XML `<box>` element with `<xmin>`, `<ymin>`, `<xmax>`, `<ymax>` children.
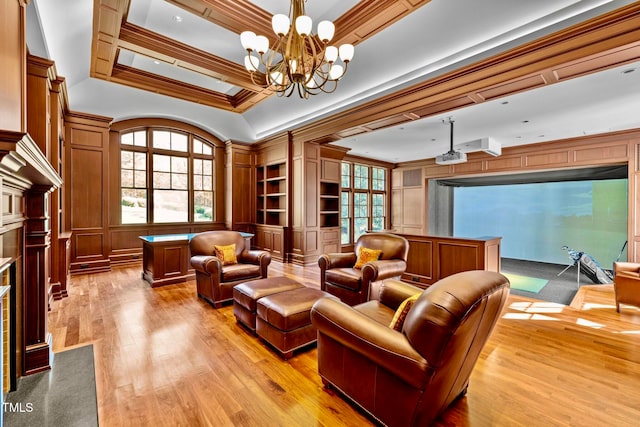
<box><xmin>0</xmin><ymin>131</ymin><xmax>62</xmax><ymax>190</ymax></box>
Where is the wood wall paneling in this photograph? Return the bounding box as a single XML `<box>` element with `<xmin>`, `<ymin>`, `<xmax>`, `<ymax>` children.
<box><xmin>66</xmin><ymin>112</ymin><xmax>112</xmax><ymax>274</ymax></box>
<box><xmin>0</xmin><ymin>0</ymin><xmax>26</xmax><ymax>132</ymax></box>
<box><xmin>399</xmin><ymin>234</ymin><xmax>501</xmax><ymax>287</ymax></box>
<box><xmin>70</xmin><ymin>149</ymin><xmax>103</xmax><ymax>229</ymax></box>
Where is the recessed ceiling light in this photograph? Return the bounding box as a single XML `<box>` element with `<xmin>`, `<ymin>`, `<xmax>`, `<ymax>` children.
<box><xmin>501</xmin><ymin>101</ymin><xmax>509</xmax><ymax>105</ymax></box>
<box><xmin>538</xmin><ymin>134</ymin><xmax>545</xmax><ymax>138</ymax></box>
<box><xmin>173</xmin><ymin>15</ymin><xmax>183</xmax><ymax>23</ymax></box>
<box><xmin>153</xmin><ymin>60</ymin><xmax>160</xmax><ymax>65</ymax></box>
<box><xmin>622</xmin><ymin>68</ymin><xmax>636</xmax><ymax>74</ymax></box>
<box><xmin>522</xmin><ymin>120</ymin><xmax>529</xmax><ymax>123</ymax></box>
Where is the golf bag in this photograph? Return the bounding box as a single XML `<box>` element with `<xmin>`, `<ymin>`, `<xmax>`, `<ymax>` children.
<box><xmin>561</xmin><ymin>245</ymin><xmax>613</xmax><ymax>284</ymax></box>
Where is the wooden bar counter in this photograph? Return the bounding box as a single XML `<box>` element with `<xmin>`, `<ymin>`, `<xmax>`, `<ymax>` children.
<box><xmin>396</xmin><ymin>233</ymin><xmax>501</xmax><ymax>288</ymax></box>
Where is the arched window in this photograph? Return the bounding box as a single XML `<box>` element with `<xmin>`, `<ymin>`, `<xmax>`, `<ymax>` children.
<box><xmin>120</xmin><ymin>128</ymin><xmax>215</xmax><ymax>224</ymax></box>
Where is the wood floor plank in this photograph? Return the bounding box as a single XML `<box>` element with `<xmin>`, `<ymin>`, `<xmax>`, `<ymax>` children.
<box><xmin>47</xmin><ymin>262</ymin><xmax>640</xmax><ymax>426</ymax></box>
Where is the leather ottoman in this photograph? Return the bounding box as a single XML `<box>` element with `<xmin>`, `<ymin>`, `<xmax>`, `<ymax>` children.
<box><xmin>256</xmin><ymin>287</ymin><xmax>337</xmax><ymax>359</ymax></box>
<box><xmin>233</xmin><ymin>276</ymin><xmax>305</xmax><ymax>332</ymax></box>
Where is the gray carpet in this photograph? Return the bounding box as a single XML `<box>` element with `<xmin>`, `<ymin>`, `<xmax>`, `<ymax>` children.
<box><xmin>4</xmin><ymin>344</ymin><xmax>98</xmax><ymax>427</ymax></box>
<box><xmin>501</xmin><ymin>258</ymin><xmax>604</xmax><ymax>305</ymax></box>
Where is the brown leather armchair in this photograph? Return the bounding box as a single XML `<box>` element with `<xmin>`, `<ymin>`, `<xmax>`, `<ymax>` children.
<box><xmin>190</xmin><ymin>230</ymin><xmax>271</xmax><ymax>308</ymax></box>
<box><xmin>613</xmin><ymin>262</ymin><xmax>640</xmax><ymax>312</ymax></box>
<box><xmin>311</xmin><ymin>271</ymin><xmax>510</xmax><ymax>427</ymax></box>
<box><xmin>318</xmin><ymin>232</ymin><xmax>409</xmax><ymax>306</ymax></box>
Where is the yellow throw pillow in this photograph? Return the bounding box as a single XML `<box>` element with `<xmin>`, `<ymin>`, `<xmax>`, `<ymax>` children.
<box><xmin>353</xmin><ymin>247</ymin><xmax>382</xmax><ymax>269</ymax></box>
<box><xmin>214</xmin><ymin>244</ymin><xmax>237</xmax><ymax>266</ymax></box>
<box><xmin>389</xmin><ymin>293</ymin><xmax>421</xmax><ymax>331</ymax></box>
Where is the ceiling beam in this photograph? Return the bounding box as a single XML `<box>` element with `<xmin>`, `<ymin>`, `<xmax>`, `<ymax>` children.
<box><xmin>118</xmin><ymin>22</ymin><xmax>262</xmax><ymax>91</ymax></box>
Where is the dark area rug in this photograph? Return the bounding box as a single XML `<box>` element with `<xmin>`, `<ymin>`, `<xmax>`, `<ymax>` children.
<box><xmin>4</xmin><ymin>344</ymin><xmax>98</xmax><ymax>427</ymax></box>
<box><xmin>501</xmin><ymin>257</ymin><xmax>607</xmax><ymax>305</ymax></box>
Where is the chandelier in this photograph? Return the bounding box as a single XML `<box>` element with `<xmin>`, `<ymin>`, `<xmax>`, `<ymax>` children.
<box><xmin>240</xmin><ymin>0</ymin><xmax>354</xmax><ymax>98</ymax></box>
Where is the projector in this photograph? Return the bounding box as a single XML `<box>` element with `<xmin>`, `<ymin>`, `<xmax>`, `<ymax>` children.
<box><xmin>454</xmin><ymin>137</ymin><xmax>502</xmax><ymax>156</ymax></box>
<box><xmin>435</xmin><ymin>150</ymin><xmax>467</xmax><ymax>165</ymax></box>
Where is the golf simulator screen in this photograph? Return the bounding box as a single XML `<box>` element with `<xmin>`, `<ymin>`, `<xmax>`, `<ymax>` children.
<box><xmin>453</xmin><ymin>179</ymin><xmax>628</xmax><ymax>266</ymax></box>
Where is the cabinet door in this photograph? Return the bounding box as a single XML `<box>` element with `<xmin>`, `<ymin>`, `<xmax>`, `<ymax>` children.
<box><xmin>321</xmin><ymin>159</ymin><xmax>341</xmax><ymax>181</ymax></box>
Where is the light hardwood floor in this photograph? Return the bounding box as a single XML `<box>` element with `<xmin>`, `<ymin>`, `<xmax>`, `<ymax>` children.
<box><xmin>48</xmin><ymin>263</ymin><xmax>640</xmax><ymax>426</ymax></box>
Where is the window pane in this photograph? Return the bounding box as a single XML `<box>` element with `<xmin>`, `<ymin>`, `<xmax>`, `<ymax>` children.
<box><xmin>341</xmin><ymin>162</ymin><xmax>351</xmax><ymax>188</ymax></box>
<box><xmin>354</xmin><ymin>218</ymin><xmax>368</xmax><ymax>241</ymax></box>
<box><xmin>134</xmin><ymin>170</ymin><xmax>146</xmax><ymax>187</ymax></box>
<box><xmin>372</xmin><ymin>167</ymin><xmax>386</xmax><ymax>191</ymax></box>
<box><xmin>121</xmin><ymin>170</ymin><xmax>133</xmax><ymax>187</ymax></box>
<box><xmin>121</xmin><ymin>133</ymin><xmax>133</xmax><ymax>146</ymax></box>
<box><xmin>194</xmin><ymin>175</ymin><xmax>202</xmax><ymax>191</ymax></box>
<box><xmin>193</xmin><ymin>158</ymin><xmax>202</xmax><ymax>175</ymax></box>
<box><xmin>172</xmin><ymin>156</ymin><xmax>188</xmax><ymax>173</ymax></box>
<box><xmin>154</xmin><ymin>154</ymin><xmax>171</xmax><ymax>172</ymax></box>
<box><xmin>134</xmin><ymin>131</ymin><xmax>147</xmax><ymax>146</ymax></box>
<box><xmin>341</xmin><ymin>220</ymin><xmax>350</xmax><ymax>245</ymax></box>
<box><xmin>203</xmin><ymin>176</ymin><xmax>212</xmax><ymax>191</ymax></box>
<box><xmin>354</xmin><ymin>192</ymin><xmax>369</xmax><ymax>240</ymax></box>
<box><xmin>203</xmin><ymin>159</ymin><xmax>212</xmax><ymax>175</ymax></box>
<box><xmin>194</xmin><ymin>191</ymin><xmax>213</xmax><ymax>222</ymax></box>
<box><xmin>121</xmin><ymin>151</ymin><xmax>133</xmax><ymax>169</ymax></box>
<box><xmin>153</xmin><ymin>172</ymin><xmax>171</xmax><ymax>188</ymax></box>
<box><xmin>193</xmin><ymin>139</ymin><xmax>203</xmax><ymax>154</ymax></box>
<box><xmin>134</xmin><ymin>152</ymin><xmax>146</xmax><ymax>169</ymax></box>
<box><xmin>354</xmin><ymin>165</ymin><xmax>368</xmax><ymax>189</ymax></box>
<box><xmin>172</xmin><ymin>133</ymin><xmax>188</xmax><ymax>152</ymax></box>
<box><xmin>122</xmin><ymin>189</ymin><xmax>147</xmax><ymax>224</ymax></box>
<box><xmin>172</xmin><ymin>173</ymin><xmax>188</xmax><ymax>190</ymax></box>
<box><xmin>372</xmin><ymin>194</ymin><xmax>385</xmax><ymax>231</ymax></box>
<box><xmin>341</xmin><ymin>191</ymin><xmax>351</xmax><ymax>245</ymax></box>
<box><xmin>153</xmin><ymin>130</ymin><xmax>171</xmax><ymax>149</ymax></box>
<box><xmin>203</xmin><ymin>144</ymin><xmax>212</xmax><ymax>155</ymax></box>
<box><xmin>153</xmin><ymin>190</ymin><xmax>188</xmax><ymax>223</ymax></box>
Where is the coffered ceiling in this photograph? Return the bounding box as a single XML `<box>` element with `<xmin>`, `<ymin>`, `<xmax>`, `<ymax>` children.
<box><xmin>27</xmin><ymin>0</ymin><xmax>640</xmax><ymax>163</ymax></box>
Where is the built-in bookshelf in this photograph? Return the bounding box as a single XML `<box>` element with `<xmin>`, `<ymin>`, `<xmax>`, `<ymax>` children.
<box><xmin>319</xmin><ymin>181</ymin><xmax>340</xmax><ymax>227</ymax></box>
<box><xmin>256</xmin><ymin>162</ymin><xmax>287</xmax><ymax>226</ymax></box>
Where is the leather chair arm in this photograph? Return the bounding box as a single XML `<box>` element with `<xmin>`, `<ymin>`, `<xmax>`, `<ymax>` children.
<box><xmin>318</xmin><ymin>252</ymin><xmax>357</xmax><ymax>270</ymax></box>
<box><xmin>311</xmin><ymin>297</ymin><xmax>430</xmax><ymax>389</ymax></box>
<box><xmin>615</xmin><ymin>271</ymin><xmax>640</xmax><ymax>286</ymax></box>
<box><xmin>361</xmin><ymin>259</ymin><xmax>407</xmax><ymax>283</ymax></box>
<box><xmin>379</xmin><ymin>279</ymin><xmax>423</xmax><ymax>310</ymax></box>
<box><xmin>239</xmin><ymin>249</ymin><xmax>272</xmax><ymax>267</ymax></box>
<box><xmin>614</xmin><ymin>262</ymin><xmax>640</xmax><ymax>276</ymax></box>
<box><xmin>190</xmin><ymin>255</ymin><xmax>222</xmax><ymax>276</ymax></box>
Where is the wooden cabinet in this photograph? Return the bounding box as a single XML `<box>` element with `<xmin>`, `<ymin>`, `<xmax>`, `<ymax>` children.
<box><xmin>254</xmin><ymin>224</ymin><xmax>288</xmax><ymax>261</ymax></box>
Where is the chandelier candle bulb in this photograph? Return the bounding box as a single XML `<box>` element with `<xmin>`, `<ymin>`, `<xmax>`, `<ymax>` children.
<box><xmin>339</xmin><ymin>44</ymin><xmax>354</xmax><ymax>62</ymax></box>
<box><xmin>295</xmin><ymin>15</ymin><xmax>312</xmax><ymax>36</ymax></box>
<box><xmin>325</xmin><ymin>46</ymin><xmax>338</xmax><ymax>62</ymax></box>
<box><xmin>317</xmin><ymin>20</ymin><xmax>335</xmax><ymax>42</ymax></box>
<box><xmin>240</xmin><ymin>0</ymin><xmax>354</xmax><ymax>98</ymax></box>
<box><xmin>272</xmin><ymin>14</ymin><xmax>290</xmax><ymax>36</ymax></box>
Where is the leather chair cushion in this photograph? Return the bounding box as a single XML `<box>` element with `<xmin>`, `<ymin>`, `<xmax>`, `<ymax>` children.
<box><xmin>354</xmin><ymin>300</ymin><xmax>396</xmax><ymax>326</ymax></box>
<box><xmin>214</xmin><ymin>243</ymin><xmax>238</xmax><ymax>265</ymax></box>
<box><xmin>325</xmin><ymin>268</ymin><xmax>362</xmax><ymax>291</ymax></box>
<box><xmin>222</xmin><ymin>263</ymin><xmax>261</xmax><ymax>282</ymax></box>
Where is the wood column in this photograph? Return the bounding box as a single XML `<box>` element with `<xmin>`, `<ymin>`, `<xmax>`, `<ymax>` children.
<box><xmin>23</xmin><ymin>185</ymin><xmax>52</xmax><ymax>374</ymax></box>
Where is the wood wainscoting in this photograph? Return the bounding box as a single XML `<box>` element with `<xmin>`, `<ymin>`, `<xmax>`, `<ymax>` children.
<box><xmin>398</xmin><ymin>233</ymin><xmax>501</xmax><ymax>288</ymax></box>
